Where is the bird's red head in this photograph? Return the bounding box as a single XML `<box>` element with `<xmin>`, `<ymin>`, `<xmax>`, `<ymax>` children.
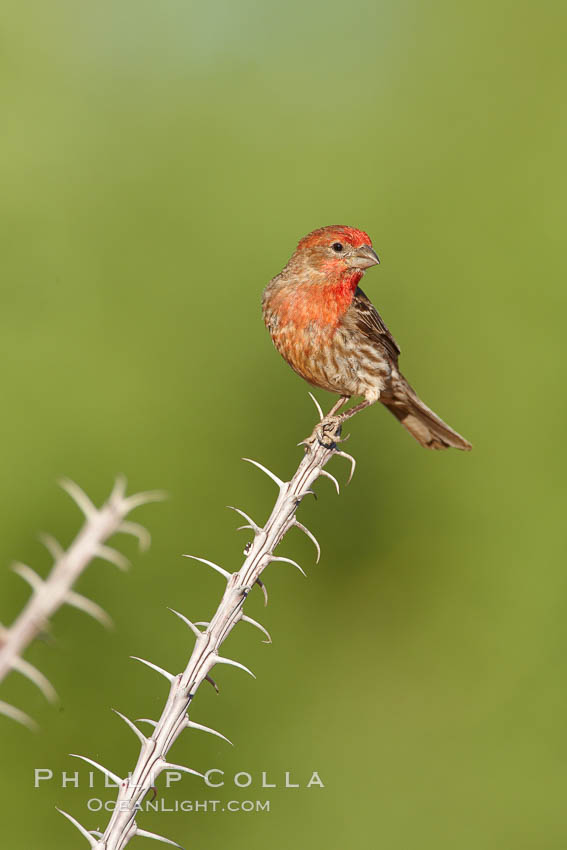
<box><xmin>298</xmin><ymin>225</ymin><xmax>372</xmax><ymax>252</ymax></box>
<box><xmin>293</xmin><ymin>225</ymin><xmax>380</xmax><ymax>278</ymax></box>
<box><xmin>268</xmin><ymin>225</ymin><xmax>380</xmax><ymax>332</ymax></box>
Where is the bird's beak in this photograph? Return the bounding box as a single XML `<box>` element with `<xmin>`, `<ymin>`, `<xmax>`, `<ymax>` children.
<box><xmin>349</xmin><ymin>244</ymin><xmax>380</xmax><ymax>269</ymax></box>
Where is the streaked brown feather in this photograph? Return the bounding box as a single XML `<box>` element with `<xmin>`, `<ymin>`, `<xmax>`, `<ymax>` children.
<box><xmin>350</xmin><ymin>287</ymin><xmax>401</xmax><ymax>363</ymax></box>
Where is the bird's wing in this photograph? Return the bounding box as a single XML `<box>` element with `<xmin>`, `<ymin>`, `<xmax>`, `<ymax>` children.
<box><xmin>351</xmin><ymin>286</ymin><xmax>401</xmax><ymax>362</ymax></box>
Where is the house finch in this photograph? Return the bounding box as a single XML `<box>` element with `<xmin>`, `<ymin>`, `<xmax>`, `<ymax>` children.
<box><xmin>262</xmin><ymin>225</ymin><xmax>471</xmax><ymax>450</ymax></box>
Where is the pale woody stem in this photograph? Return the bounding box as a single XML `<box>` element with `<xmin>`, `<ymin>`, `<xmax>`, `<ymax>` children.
<box><xmin>0</xmin><ymin>479</ymin><xmax>162</xmax><ymax>728</ymax></box>
<box><xmin>0</xmin><ymin>504</ymin><xmax>121</xmax><ymax>687</ymax></box>
<box><xmin>93</xmin><ymin>418</ymin><xmax>349</xmax><ymax>850</ymax></box>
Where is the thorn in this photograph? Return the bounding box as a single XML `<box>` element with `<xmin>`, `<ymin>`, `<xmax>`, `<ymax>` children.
<box><xmin>118</xmin><ymin>520</ymin><xmax>151</xmax><ymax>552</ymax></box>
<box><xmin>11</xmin><ymin>563</ymin><xmax>43</xmax><ymax>592</ymax></box>
<box><xmin>131</xmin><ymin>656</ymin><xmax>175</xmax><ymax>683</ymax></box>
<box><xmin>242</xmin><ymin>457</ymin><xmax>284</xmax><ymax>490</ymax></box>
<box><xmin>318</xmin><ymin>468</ymin><xmax>340</xmax><ymax>495</ymax></box>
<box><xmin>194</xmin><ymin>621</ymin><xmax>210</xmax><ymax>628</ymax></box>
<box><xmin>167</xmin><ymin>608</ymin><xmax>204</xmax><ymax>639</ymax></box>
<box><xmin>38</xmin><ymin>533</ymin><xmax>64</xmax><ymax>560</ymax></box>
<box><xmin>293</xmin><ymin>520</ymin><xmax>321</xmax><ymax>564</ymax></box>
<box><xmin>59</xmin><ymin>478</ymin><xmax>97</xmax><ymax>519</ymax></box>
<box><xmin>122</xmin><ymin>490</ymin><xmax>168</xmax><ymax>513</ymax></box>
<box><xmin>95</xmin><ymin>544</ymin><xmax>130</xmax><ymax>571</ymax></box>
<box><xmin>241</xmin><ymin>614</ymin><xmax>272</xmax><ymax>644</ymax></box>
<box><xmin>205</xmin><ymin>674</ymin><xmax>219</xmax><ymax>693</ymax></box>
<box><xmin>182</xmin><ymin>555</ymin><xmax>231</xmax><ymax>581</ymax></box>
<box><xmin>226</xmin><ymin>505</ymin><xmax>261</xmax><ymax>532</ymax></box>
<box><xmin>137</xmin><ymin>717</ymin><xmax>157</xmax><ymax>727</ymax></box>
<box><xmin>0</xmin><ymin>699</ymin><xmax>37</xmax><ymax>730</ymax></box>
<box><xmin>214</xmin><ymin>654</ymin><xmax>256</xmax><ymax>679</ymax></box>
<box><xmin>65</xmin><ymin>591</ymin><xmax>113</xmax><ymax>629</ymax></box>
<box><xmin>12</xmin><ymin>657</ymin><xmax>57</xmax><ymax>702</ymax></box>
<box><xmin>112</xmin><ymin>709</ymin><xmax>147</xmax><ymax>744</ymax></box>
<box><xmin>307</xmin><ymin>391</ymin><xmax>324</xmax><ymax>421</ymax></box>
<box><xmin>160</xmin><ymin>761</ymin><xmax>204</xmax><ymax>780</ymax></box>
<box><xmin>110</xmin><ymin>475</ymin><xmax>128</xmax><ymax>502</ymax></box>
<box><xmin>135</xmin><ymin>827</ymin><xmax>183</xmax><ymax>848</ymax></box>
<box><xmin>256</xmin><ymin>578</ymin><xmax>269</xmax><ymax>606</ymax></box>
<box><xmin>269</xmin><ymin>555</ymin><xmax>306</xmax><ymax>577</ymax></box>
<box><xmin>69</xmin><ymin>753</ymin><xmax>122</xmax><ymax>786</ymax></box>
<box><xmin>237</xmin><ymin>524</ymin><xmax>256</xmax><ymax>533</ymax></box>
<box><xmin>333</xmin><ymin>449</ymin><xmax>357</xmax><ymax>484</ymax></box>
<box><xmin>57</xmin><ymin>808</ymin><xmax>98</xmax><ymax>847</ymax></box>
<box><xmin>185</xmin><ymin>718</ymin><xmax>233</xmax><ymax>746</ymax></box>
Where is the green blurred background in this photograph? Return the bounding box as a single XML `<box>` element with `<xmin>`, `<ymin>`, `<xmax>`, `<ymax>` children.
<box><xmin>1</xmin><ymin>0</ymin><xmax>566</xmax><ymax>847</ymax></box>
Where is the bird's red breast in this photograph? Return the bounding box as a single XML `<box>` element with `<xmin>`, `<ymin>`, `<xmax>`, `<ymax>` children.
<box><xmin>268</xmin><ymin>269</ymin><xmax>364</xmax><ymax>333</ymax></box>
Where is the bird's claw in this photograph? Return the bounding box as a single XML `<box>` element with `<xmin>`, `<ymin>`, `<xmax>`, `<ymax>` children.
<box><xmin>303</xmin><ymin>415</ymin><xmax>344</xmax><ymax>449</ymax></box>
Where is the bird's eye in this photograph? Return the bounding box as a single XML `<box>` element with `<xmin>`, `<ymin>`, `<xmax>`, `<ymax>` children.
<box><xmin>331</xmin><ymin>242</ymin><xmax>344</xmax><ymax>253</ymax></box>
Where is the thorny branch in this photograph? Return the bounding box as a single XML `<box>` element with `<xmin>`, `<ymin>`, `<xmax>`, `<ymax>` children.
<box><xmin>0</xmin><ymin>478</ymin><xmax>163</xmax><ymax>729</ymax></box>
<box><xmin>60</xmin><ymin>398</ymin><xmax>356</xmax><ymax>850</ymax></box>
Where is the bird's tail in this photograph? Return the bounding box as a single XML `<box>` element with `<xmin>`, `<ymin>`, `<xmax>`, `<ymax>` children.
<box><xmin>382</xmin><ymin>374</ymin><xmax>472</xmax><ymax>451</ymax></box>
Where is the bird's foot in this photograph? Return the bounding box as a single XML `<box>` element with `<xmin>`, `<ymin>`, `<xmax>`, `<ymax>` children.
<box><xmin>302</xmin><ymin>415</ymin><xmax>344</xmax><ymax>450</ymax></box>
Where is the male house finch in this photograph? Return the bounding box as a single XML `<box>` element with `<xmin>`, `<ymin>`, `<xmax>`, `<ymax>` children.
<box><xmin>262</xmin><ymin>225</ymin><xmax>471</xmax><ymax>450</ymax></box>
